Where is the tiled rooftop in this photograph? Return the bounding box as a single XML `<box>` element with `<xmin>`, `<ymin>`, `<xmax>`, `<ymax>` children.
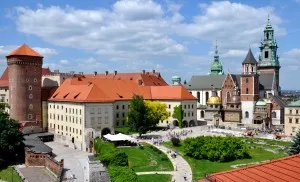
<box><xmin>198</xmin><ymin>154</ymin><xmax>300</xmax><ymax>182</ymax></box>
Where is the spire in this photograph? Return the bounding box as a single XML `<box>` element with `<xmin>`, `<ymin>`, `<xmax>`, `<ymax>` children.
<box><xmin>209</xmin><ymin>40</ymin><xmax>224</xmax><ymax>75</ymax></box>
<box><xmin>215</xmin><ymin>40</ymin><xmax>218</xmax><ymax>56</ymax></box>
<box><xmin>242</xmin><ymin>49</ymin><xmax>257</xmax><ymax>64</ymax></box>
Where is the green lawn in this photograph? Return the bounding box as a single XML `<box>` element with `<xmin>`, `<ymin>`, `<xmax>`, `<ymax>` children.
<box><xmin>164</xmin><ymin>137</ymin><xmax>291</xmax><ymax>180</ymax></box>
<box><xmin>115</xmin><ymin>127</ymin><xmax>137</xmax><ymax>134</ymax></box>
<box><xmin>0</xmin><ymin>166</ymin><xmax>21</xmax><ymax>182</ymax></box>
<box><xmin>137</xmin><ymin>174</ymin><xmax>171</xmax><ymax>182</ymax></box>
<box><xmin>119</xmin><ymin>144</ymin><xmax>173</xmax><ymax>172</ymax></box>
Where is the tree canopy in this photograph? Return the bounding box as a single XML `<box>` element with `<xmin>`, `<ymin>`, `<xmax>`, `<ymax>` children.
<box><xmin>289</xmin><ymin>129</ymin><xmax>300</xmax><ymax>155</ymax></box>
<box><xmin>172</xmin><ymin>105</ymin><xmax>184</xmax><ymax>128</ymax></box>
<box><xmin>127</xmin><ymin>95</ymin><xmax>151</xmax><ymax>136</ymax></box>
<box><xmin>0</xmin><ymin>103</ymin><xmax>24</xmax><ymax>167</ymax></box>
<box><xmin>144</xmin><ymin>100</ymin><xmax>168</xmax><ymax>126</ymax></box>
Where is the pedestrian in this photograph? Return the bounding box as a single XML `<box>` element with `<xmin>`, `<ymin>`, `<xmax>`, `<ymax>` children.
<box><xmin>184</xmin><ymin>173</ymin><xmax>187</xmax><ymax>181</ymax></box>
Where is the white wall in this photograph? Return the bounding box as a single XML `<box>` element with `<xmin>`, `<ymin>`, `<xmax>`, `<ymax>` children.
<box><xmin>241</xmin><ymin>101</ymin><xmax>255</xmax><ymax>124</ymax></box>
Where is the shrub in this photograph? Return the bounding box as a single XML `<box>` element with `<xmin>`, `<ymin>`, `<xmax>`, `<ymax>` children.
<box><xmin>108</xmin><ymin>166</ymin><xmax>138</xmax><ymax>182</ymax></box>
<box><xmin>139</xmin><ymin>145</ymin><xmax>144</xmax><ymax>150</ymax></box>
<box><xmin>171</xmin><ymin>137</ymin><xmax>181</xmax><ymax>146</ymax></box>
<box><xmin>183</xmin><ymin>136</ymin><xmax>250</xmax><ymax>162</ymax></box>
<box><xmin>110</xmin><ymin>152</ymin><xmax>129</xmax><ymax>167</ymax></box>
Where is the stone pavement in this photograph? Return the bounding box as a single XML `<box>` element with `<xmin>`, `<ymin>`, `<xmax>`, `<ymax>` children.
<box><xmin>143</xmin><ymin>141</ymin><xmax>192</xmax><ymax>182</ymax></box>
<box><xmin>45</xmin><ymin>142</ymin><xmax>90</xmax><ymax>182</ymax></box>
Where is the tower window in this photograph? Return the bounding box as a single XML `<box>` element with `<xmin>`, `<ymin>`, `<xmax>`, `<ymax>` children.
<box><xmin>29</xmin><ymin>104</ymin><xmax>33</xmax><ymax>110</ymax></box>
<box><xmin>205</xmin><ymin>92</ymin><xmax>209</xmax><ymax>102</ymax></box>
<box><xmin>28</xmin><ymin>114</ymin><xmax>33</xmax><ymax>120</ymax></box>
<box><xmin>29</xmin><ymin>94</ymin><xmax>33</xmax><ymax>99</ymax></box>
<box><xmin>197</xmin><ymin>92</ymin><xmax>200</xmax><ymax>103</ymax></box>
<box><xmin>29</xmin><ymin>85</ymin><xmax>32</xmax><ymax>90</ymax></box>
<box><xmin>272</xmin><ymin>112</ymin><xmax>276</xmax><ymax>118</ymax></box>
<box><xmin>246</xmin><ymin>88</ymin><xmax>249</xmax><ymax>94</ymax></box>
<box><xmin>34</xmin><ymin>78</ymin><xmax>37</xmax><ymax>82</ymax></box>
<box><xmin>246</xmin><ymin>78</ymin><xmax>248</xmax><ymax>83</ymax></box>
<box><xmin>265</xmin><ymin>51</ymin><xmax>269</xmax><ymax>58</ymax></box>
<box><xmin>245</xmin><ymin>111</ymin><xmax>249</xmax><ymax>118</ymax></box>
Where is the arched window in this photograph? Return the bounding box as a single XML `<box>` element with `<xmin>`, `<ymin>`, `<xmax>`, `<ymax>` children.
<box><xmin>197</xmin><ymin>92</ymin><xmax>200</xmax><ymax>103</ymax></box>
<box><xmin>246</xmin><ymin>88</ymin><xmax>249</xmax><ymax>94</ymax></box>
<box><xmin>226</xmin><ymin>92</ymin><xmax>230</xmax><ymax>101</ymax></box>
<box><xmin>200</xmin><ymin>111</ymin><xmax>204</xmax><ymax>118</ymax></box>
<box><xmin>245</xmin><ymin>111</ymin><xmax>249</xmax><ymax>118</ymax></box>
<box><xmin>272</xmin><ymin>112</ymin><xmax>276</xmax><ymax>118</ymax></box>
<box><xmin>205</xmin><ymin>92</ymin><xmax>209</xmax><ymax>102</ymax></box>
<box><xmin>246</xmin><ymin>78</ymin><xmax>248</xmax><ymax>83</ymax></box>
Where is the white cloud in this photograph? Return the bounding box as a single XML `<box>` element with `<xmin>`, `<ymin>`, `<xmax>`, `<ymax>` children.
<box><xmin>222</xmin><ymin>49</ymin><xmax>248</xmax><ymax>58</ymax></box>
<box><xmin>59</xmin><ymin>59</ymin><xmax>69</xmax><ymax>65</ymax></box>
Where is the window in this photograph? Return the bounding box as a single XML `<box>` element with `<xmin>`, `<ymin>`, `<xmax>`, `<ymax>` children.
<box><xmin>297</xmin><ymin>110</ymin><xmax>299</xmax><ymax>114</ymax></box>
<box><xmin>80</xmin><ymin>118</ymin><xmax>82</xmax><ymax>124</ymax></box>
<box><xmin>272</xmin><ymin>112</ymin><xmax>276</xmax><ymax>118</ymax></box>
<box><xmin>116</xmin><ymin>121</ymin><xmax>119</xmax><ymax>126</ymax></box>
<box><xmin>29</xmin><ymin>94</ymin><xmax>33</xmax><ymax>99</ymax></box>
<box><xmin>61</xmin><ymin>126</ymin><xmax>63</xmax><ymax>130</ymax></box>
<box><xmin>122</xmin><ymin>120</ymin><xmax>125</xmax><ymax>125</ymax></box>
<box><xmin>66</xmin><ymin>108</ymin><xmax>67</xmax><ymax>113</ymax></box>
<box><xmin>184</xmin><ymin>105</ymin><xmax>186</xmax><ymax>109</ymax></box>
<box><xmin>192</xmin><ymin>104</ymin><xmax>193</xmax><ymax>109</ymax></box>
<box><xmin>296</xmin><ymin>118</ymin><xmax>299</xmax><ymax>124</ymax></box>
<box><xmin>188</xmin><ymin>105</ymin><xmax>190</xmax><ymax>109</ymax></box>
<box><xmin>197</xmin><ymin>92</ymin><xmax>200</xmax><ymax>103</ymax></box>
<box><xmin>61</xmin><ymin>115</ymin><xmax>63</xmax><ymax>121</ymax></box>
<box><xmin>58</xmin><ymin>125</ymin><xmax>60</xmax><ymax>129</ymax></box>
<box><xmin>28</xmin><ymin>114</ymin><xmax>33</xmax><ymax>120</ymax></box>
<box><xmin>292</xmin><ymin>127</ymin><xmax>296</xmax><ymax>132</ymax></box>
<box><xmin>188</xmin><ymin>112</ymin><xmax>190</xmax><ymax>117</ymax></box>
<box><xmin>29</xmin><ymin>104</ymin><xmax>33</xmax><ymax>110</ymax></box>
<box><xmin>205</xmin><ymin>92</ymin><xmax>209</xmax><ymax>102</ymax></box>
<box><xmin>184</xmin><ymin>112</ymin><xmax>186</xmax><ymax>117</ymax></box>
<box><xmin>61</xmin><ymin>106</ymin><xmax>63</xmax><ymax>110</ymax></box>
<box><xmin>289</xmin><ymin>118</ymin><xmax>292</xmax><ymax>123</ymax></box>
<box><xmin>245</xmin><ymin>111</ymin><xmax>249</xmax><ymax>118</ymax></box>
<box><xmin>169</xmin><ymin>112</ymin><xmax>171</xmax><ymax>116</ymax></box>
<box><xmin>122</xmin><ymin>105</ymin><xmax>125</xmax><ymax>109</ymax></box>
<box><xmin>98</xmin><ymin>108</ymin><xmax>101</xmax><ymax>114</ymax></box>
<box><xmin>122</xmin><ymin>112</ymin><xmax>125</xmax><ymax>117</ymax></box>
<box><xmin>245</xmin><ymin>78</ymin><xmax>248</xmax><ymax>83</ymax></box>
<box><xmin>49</xmin><ymin>113</ymin><xmax>52</xmax><ymax>119</ymax></box>
<box><xmin>246</xmin><ymin>88</ymin><xmax>249</xmax><ymax>94</ymax></box>
<box><xmin>76</xmin><ymin>109</ymin><xmax>78</xmax><ymax>114</ymax></box>
<box><xmin>290</xmin><ymin>110</ymin><xmax>292</xmax><ymax>114</ymax></box>
<box><xmin>265</xmin><ymin>51</ymin><xmax>269</xmax><ymax>59</ymax></box>
<box><xmin>34</xmin><ymin>78</ymin><xmax>37</xmax><ymax>82</ymax></box>
<box><xmin>168</xmin><ymin>104</ymin><xmax>171</xmax><ymax>109</ymax></box>
<box><xmin>226</xmin><ymin>92</ymin><xmax>230</xmax><ymax>101</ymax></box>
<box><xmin>91</xmin><ymin>108</ymin><xmax>94</xmax><ymax>114</ymax></box>
<box><xmin>116</xmin><ymin>113</ymin><xmax>119</xmax><ymax>118</ymax></box>
<box><xmin>80</xmin><ymin>130</ymin><xmax>82</xmax><ymax>135</ymax></box>
<box><xmin>80</xmin><ymin>109</ymin><xmax>81</xmax><ymax>115</ymax></box>
<box><xmin>201</xmin><ymin>111</ymin><xmax>204</xmax><ymax>118</ymax></box>
<box><xmin>66</xmin><ymin>116</ymin><xmax>68</xmax><ymax>121</ymax></box>
<box><xmin>116</xmin><ymin>105</ymin><xmax>119</xmax><ymax>110</ymax></box>
<box><xmin>29</xmin><ymin>85</ymin><xmax>32</xmax><ymax>90</ymax></box>
<box><xmin>66</xmin><ymin>126</ymin><xmax>68</xmax><ymax>131</ymax></box>
<box><xmin>192</xmin><ymin>112</ymin><xmax>193</xmax><ymax>116</ymax></box>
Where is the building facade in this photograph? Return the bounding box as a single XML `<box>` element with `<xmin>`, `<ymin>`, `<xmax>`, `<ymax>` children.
<box><xmin>284</xmin><ymin>100</ymin><xmax>300</xmax><ymax>136</ymax></box>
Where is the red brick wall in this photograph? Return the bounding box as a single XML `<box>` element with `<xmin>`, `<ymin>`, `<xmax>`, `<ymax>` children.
<box><xmin>222</xmin><ymin>75</ymin><xmax>235</xmax><ymax>106</ymax></box>
<box><xmin>7</xmin><ymin>56</ymin><xmax>42</xmax><ymax>124</ymax></box>
<box><xmin>25</xmin><ymin>150</ymin><xmax>64</xmax><ymax>176</ymax></box>
<box><xmin>240</xmin><ymin>75</ymin><xmax>259</xmax><ymax>101</ymax></box>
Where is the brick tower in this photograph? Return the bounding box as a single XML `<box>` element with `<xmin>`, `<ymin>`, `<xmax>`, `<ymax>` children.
<box><xmin>240</xmin><ymin>49</ymin><xmax>260</xmax><ymax>124</ymax></box>
<box><xmin>6</xmin><ymin>44</ymin><xmax>43</xmax><ymax>127</ymax></box>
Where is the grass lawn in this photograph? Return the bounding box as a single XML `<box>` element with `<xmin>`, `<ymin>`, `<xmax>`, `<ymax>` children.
<box><xmin>137</xmin><ymin>174</ymin><xmax>171</xmax><ymax>182</ymax></box>
<box><xmin>164</xmin><ymin>137</ymin><xmax>291</xmax><ymax>180</ymax></box>
<box><xmin>119</xmin><ymin>144</ymin><xmax>173</xmax><ymax>172</ymax></box>
<box><xmin>0</xmin><ymin>166</ymin><xmax>21</xmax><ymax>182</ymax></box>
<box><xmin>115</xmin><ymin>127</ymin><xmax>137</xmax><ymax>134</ymax></box>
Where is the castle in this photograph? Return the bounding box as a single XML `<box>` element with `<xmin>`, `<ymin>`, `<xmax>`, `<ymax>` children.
<box><xmin>184</xmin><ymin>17</ymin><xmax>286</xmax><ymax>129</ymax></box>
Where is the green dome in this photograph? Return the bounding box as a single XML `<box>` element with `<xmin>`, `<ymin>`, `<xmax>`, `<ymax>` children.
<box><xmin>256</xmin><ymin>100</ymin><xmax>266</xmax><ymax>106</ymax></box>
<box><xmin>211</xmin><ymin>61</ymin><xmax>223</xmax><ymax>71</ymax></box>
<box><xmin>172</xmin><ymin>75</ymin><xmax>180</xmax><ymax>79</ymax></box>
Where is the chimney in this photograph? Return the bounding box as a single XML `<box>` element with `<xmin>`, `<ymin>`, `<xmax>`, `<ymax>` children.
<box><xmin>152</xmin><ymin>69</ymin><xmax>155</xmax><ymax>73</ymax></box>
<box><xmin>105</xmin><ymin>71</ymin><xmax>108</xmax><ymax>76</ymax></box>
<box><xmin>114</xmin><ymin>70</ymin><xmax>117</xmax><ymax>75</ymax></box>
<box><xmin>94</xmin><ymin>71</ymin><xmax>97</xmax><ymax>76</ymax></box>
<box><xmin>142</xmin><ymin>70</ymin><xmax>145</xmax><ymax>74</ymax></box>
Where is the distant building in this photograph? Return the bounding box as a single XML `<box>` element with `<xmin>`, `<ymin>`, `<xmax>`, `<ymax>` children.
<box><xmin>284</xmin><ymin>100</ymin><xmax>300</xmax><ymax>136</ymax></box>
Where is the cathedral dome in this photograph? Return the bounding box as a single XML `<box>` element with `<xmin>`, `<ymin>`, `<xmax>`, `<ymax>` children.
<box><xmin>207</xmin><ymin>96</ymin><xmax>222</xmax><ymax>105</ymax></box>
<box><xmin>211</xmin><ymin>61</ymin><xmax>223</xmax><ymax>72</ymax></box>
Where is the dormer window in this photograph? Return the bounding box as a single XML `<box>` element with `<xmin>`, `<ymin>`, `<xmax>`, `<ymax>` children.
<box><xmin>265</xmin><ymin>51</ymin><xmax>269</xmax><ymax>58</ymax></box>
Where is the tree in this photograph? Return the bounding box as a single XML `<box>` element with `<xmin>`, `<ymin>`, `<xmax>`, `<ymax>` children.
<box><xmin>0</xmin><ymin>103</ymin><xmax>24</xmax><ymax>167</ymax></box>
<box><xmin>127</xmin><ymin>95</ymin><xmax>151</xmax><ymax>136</ymax></box>
<box><xmin>289</xmin><ymin>129</ymin><xmax>300</xmax><ymax>155</ymax></box>
<box><xmin>144</xmin><ymin>100</ymin><xmax>168</xmax><ymax>127</ymax></box>
<box><xmin>172</xmin><ymin>105</ymin><xmax>184</xmax><ymax>128</ymax></box>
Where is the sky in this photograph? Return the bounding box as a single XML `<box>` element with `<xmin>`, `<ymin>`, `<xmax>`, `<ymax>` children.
<box><xmin>1</xmin><ymin>0</ymin><xmax>300</xmax><ymax>90</ymax></box>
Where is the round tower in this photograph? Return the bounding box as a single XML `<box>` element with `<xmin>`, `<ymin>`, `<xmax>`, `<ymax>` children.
<box><xmin>6</xmin><ymin>44</ymin><xmax>43</xmax><ymax>123</ymax></box>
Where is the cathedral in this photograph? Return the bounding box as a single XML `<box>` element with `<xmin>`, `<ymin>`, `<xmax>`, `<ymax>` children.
<box><xmin>184</xmin><ymin>18</ymin><xmax>286</xmax><ymax>129</ymax></box>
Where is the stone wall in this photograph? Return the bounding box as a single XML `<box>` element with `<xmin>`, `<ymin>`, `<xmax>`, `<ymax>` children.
<box><xmin>25</xmin><ymin>150</ymin><xmax>63</xmax><ymax>178</ymax></box>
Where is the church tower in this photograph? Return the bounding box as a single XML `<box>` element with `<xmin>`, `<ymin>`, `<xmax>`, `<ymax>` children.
<box><xmin>258</xmin><ymin>16</ymin><xmax>280</xmax><ymax>95</ymax></box>
<box><xmin>240</xmin><ymin>49</ymin><xmax>260</xmax><ymax>124</ymax></box>
<box><xmin>209</xmin><ymin>42</ymin><xmax>224</xmax><ymax>75</ymax></box>
<box><xmin>6</xmin><ymin>44</ymin><xmax>43</xmax><ymax>127</ymax></box>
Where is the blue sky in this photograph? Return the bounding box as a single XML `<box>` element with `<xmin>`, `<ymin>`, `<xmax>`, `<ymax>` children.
<box><xmin>1</xmin><ymin>0</ymin><xmax>300</xmax><ymax>89</ymax></box>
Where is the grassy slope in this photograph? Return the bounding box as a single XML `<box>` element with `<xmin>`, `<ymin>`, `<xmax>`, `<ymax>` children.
<box><xmin>0</xmin><ymin>166</ymin><xmax>21</xmax><ymax>182</ymax></box>
<box><xmin>137</xmin><ymin>174</ymin><xmax>171</xmax><ymax>182</ymax></box>
<box><xmin>164</xmin><ymin>137</ymin><xmax>291</xmax><ymax>180</ymax></box>
<box><xmin>119</xmin><ymin>144</ymin><xmax>173</xmax><ymax>172</ymax></box>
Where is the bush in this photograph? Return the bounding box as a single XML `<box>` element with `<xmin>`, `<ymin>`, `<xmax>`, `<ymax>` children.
<box><xmin>108</xmin><ymin>166</ymin><xmax>138</xmax><ymax>182</ymax></box>
<box><xmin>139</xmin><ymin>145</ymin><xmax>144</xmax><ymax>150</ymax></box>
<box><xmin>110</xmin><ymin>152</ymin><xmax>129</xmax><ymax>167</ymax></box>
<box><xmin>171</xmin><ymin>137</ymin><xmax>181</xmax><ymax>146</ymax></box>
<box><xmin>183</xmin><ymin>136</ymin><xmax>250</xmax><ymax>162</ymax></box>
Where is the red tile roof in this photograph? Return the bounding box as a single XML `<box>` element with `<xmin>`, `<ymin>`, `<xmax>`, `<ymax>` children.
<box><xmin>42</xmin><ymin>68</ymin><xmax>52</xmax><ymax>75</ymax></box>
<box><xmin>198</xmin><ymin>154</ymin><xmax>300</xmax><ymax>182</ymax></box>
<box><xmin>6</xmin><ymin>44</ymin><xmax>43</xmax><ymax>58</ymax></box>
<box><xmin>84</xmin><ymin>71</ymin><xmax>168</xmax><ymax>86</ymax></box>
<box><xmin>49</xmin><ymin>77</ymin><xmax>195</xmax><ymax>103</ymax></box>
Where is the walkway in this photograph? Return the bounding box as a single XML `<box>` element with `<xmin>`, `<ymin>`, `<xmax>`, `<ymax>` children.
<box><xmin>143</xmin><ymin>140</ymin><xmax>193</xmax><ymax>182</ymax></box>
<box><xmin>136</xmin><ymin>171</ymin><xmax>173</xmax><ymax>175</ymax></box>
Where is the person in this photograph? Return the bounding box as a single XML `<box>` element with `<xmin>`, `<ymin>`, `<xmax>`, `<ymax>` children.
<box><xmin>183</xmin><ymin>173</ymin><xmax>187</xmax><ymax>181</ymax></box>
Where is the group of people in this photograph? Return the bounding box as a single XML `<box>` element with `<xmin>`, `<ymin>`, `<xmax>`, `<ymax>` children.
<box><xmin>166</xmin><ymin>129</ymin><xmax>193</xmax><ymax>140</ymax></box>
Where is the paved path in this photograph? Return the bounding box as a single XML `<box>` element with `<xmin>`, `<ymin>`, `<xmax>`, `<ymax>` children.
<box><xmin>136</xmin><ymin>171</ymin><xmax>173</xmax><ymax>175</ymax></box>
<box><xmin>143</xmin><ymin>141</ymin><xmax>193</xmax><ymax>182</ymax></box>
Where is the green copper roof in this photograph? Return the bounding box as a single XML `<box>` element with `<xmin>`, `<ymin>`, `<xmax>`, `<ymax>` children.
<box><xmin>256</xmin><ymin>99</ymin><xmax>271</xmax><ymax>106</ymax></box>
<box><xmin>209</xmin><ymin>42</ymin><xmax>224</xmax><ymax>75</ymax></box>
<box><xmin>288</xmin><ymin>100</ymin><xmax>300</xmax><ymax>107</ymax></box>
<box><xmin>172</xmin><ymin>75</ymin><xmax>180</xmax><ymax>79</ymax></box>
